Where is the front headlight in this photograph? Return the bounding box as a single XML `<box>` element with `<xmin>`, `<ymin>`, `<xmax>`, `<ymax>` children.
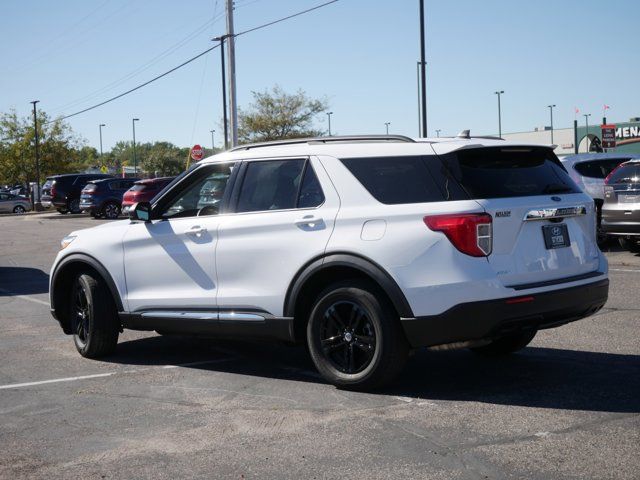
<box><xmin>60</xmin><ymin>235</ymin><xmax>77</xmax><ymax>250</ymax></box>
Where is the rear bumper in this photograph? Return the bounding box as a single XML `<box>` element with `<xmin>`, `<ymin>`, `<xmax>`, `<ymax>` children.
<box><xmin>401</xmin><ymin>278</ymin><xmax>609</xmax><ymax>348</ymax></box>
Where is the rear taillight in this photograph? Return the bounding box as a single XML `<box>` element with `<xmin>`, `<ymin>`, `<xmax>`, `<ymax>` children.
<box><xmin>424</xmin><ymin>213</ymin><xmax>493</xmax><ymax>257</ymax></box>
<box><xmin>83</xmin><ymin>184</ymin><xmax>97</xmax><ymax>194</ymax></box>
<box><xmin>50</xmin><ymin>184</ymin><xmax>56</xmax><ymax>197</ymax></box>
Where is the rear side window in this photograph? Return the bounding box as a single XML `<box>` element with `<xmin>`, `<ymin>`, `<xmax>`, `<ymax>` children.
<box><xmin>340</xmin><ymin>156</ymin><xmax>444</xmax><ymax>204</ymax></box>
<box><xmin>441</xmin><ymin>147</ymin><xmax>580</xmax><ymax>199</ymax></box>
<box><xmin>607</xmin><ymin>164</ymin><xmax>640</xmax><ymax>184</ymax></box>
<box><xmin>574</xmin><ymin>159</ymin><xmax>628</xmax><ymax>179</ymax></box>
<box><xmin>237</xmin><ymin>159</ymin><xmax>305</xmax><ymax>212</ymax></box>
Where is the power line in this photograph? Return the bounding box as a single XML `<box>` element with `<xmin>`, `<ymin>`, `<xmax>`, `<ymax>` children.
<box><xmin>235</xmin><ymin>0</ymin><xmax>339</xmax><ymax>36</ymax></box>
<box><xmin>46</xmin><ymin>45</ymin><xmax>219</xmax><ymax>124</ymax></box>
<box><xmin>46</xmin><ymin>0</ymin><xmax>341</xmax><ymax>124</ymax></box>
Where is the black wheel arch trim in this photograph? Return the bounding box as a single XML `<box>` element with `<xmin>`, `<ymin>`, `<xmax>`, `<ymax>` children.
<box><xmin>51</xmin><ymin>253</ymin><xmax>124</xmax><ymax>324</ymax></box>
<box><xmin>283</xmin><ymin>252</ymin><xmax>414</xmax><ymax>319</ymax></box>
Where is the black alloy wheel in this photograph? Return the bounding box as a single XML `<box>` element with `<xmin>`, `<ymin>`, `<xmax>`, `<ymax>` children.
<box><xmin>307</xmin><ymin>280</ymin><xmax>409</xmax><ymax>390</ymax></box>
<box><xmin>320</xmin><ymin>301</ymin><xmax>376</xmax><ymax>375</ymax></box>
<box><xmin>69</xmin><ymin>272</ymin><xmax>119</xmax><ymax>358</ymax></box>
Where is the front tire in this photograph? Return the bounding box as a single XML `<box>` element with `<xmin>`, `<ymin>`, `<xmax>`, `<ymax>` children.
<box><xmin>13</xmin><ymin>205</ymin><xmax>26</xmax><ymax>214</ymax></box>
<box><xmin>68</xmin><ymin>199</ymin><xmax>81</xmax><ymax>214</ymax></box>
<box><xmin>70</xmin><ymin>272</ymin><xmax>119</xmax><ymax>358</ymax></box>
<box><xmin>470</xmin><ymin>330</ymin><xmax>537</xmax><ymax>356</ymax></box>
<box><xmin>619</xmin><ymin>237</ymin><xmax>640</xmax><ymax>253</ymax></box>
<box><xmin>306</xmin><ymin>280</ymin><xmax>409</xmax><ymax>390</ymax></box>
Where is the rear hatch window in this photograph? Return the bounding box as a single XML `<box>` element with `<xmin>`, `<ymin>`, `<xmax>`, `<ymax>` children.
<box><xmin>440</xmin><ymin>147</ymin><xmax>580</xmax><ymax>199</ymax></box>
<box><xmin>607</xmin><ymin>163</ymin><xmax>640</xmax><ymax>184</ymax></box>
<box><xmin>574</xmin><ymin>159</ymin><xmax>628</xmax><ymax>179</ymax></box>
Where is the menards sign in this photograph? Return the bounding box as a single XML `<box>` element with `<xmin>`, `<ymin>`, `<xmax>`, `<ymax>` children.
<box><xmin>615</xmin><ymin>124</ymin><xmax>640</xmax><ymax>145</ymax></box>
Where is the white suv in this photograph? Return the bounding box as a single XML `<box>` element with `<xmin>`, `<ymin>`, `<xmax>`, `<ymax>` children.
<box><xmin>50</xmin><ymin>135</ymin><xmax>609</xmax><ymax>390</ymax></box>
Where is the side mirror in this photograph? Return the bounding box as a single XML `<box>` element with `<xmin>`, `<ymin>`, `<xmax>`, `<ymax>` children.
<box><xmin>129</xmin><ymin>201</ymin><xmax>152</xmax><ymax>222</ymax></box>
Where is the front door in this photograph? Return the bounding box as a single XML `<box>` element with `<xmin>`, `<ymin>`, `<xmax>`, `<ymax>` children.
<box><xmin>215</xmin><ymin>157</ymin><xmax>340</xmax><ymax>316</ymax></box>
<box><xmin>122</xmin><ymin>162</ymin><xmax>236</xmax><ymax>312</ymax></box>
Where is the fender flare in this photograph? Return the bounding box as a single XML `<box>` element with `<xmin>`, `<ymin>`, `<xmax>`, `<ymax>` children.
<box><xmin>51</xmin><ymin>253</ymin><xmax>124</xmax><ymax>314</ymax></box>
<box><xmin>283</xmin><ymin>252</ymin><xmax>414</xmax><ymax>318</ymax></box>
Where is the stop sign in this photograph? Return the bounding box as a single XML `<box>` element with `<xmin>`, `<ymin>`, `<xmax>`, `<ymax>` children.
<box><xmin>191</xmin><ymin>144</ymin><xmax>204</xmax><ymax>161</ymax></box>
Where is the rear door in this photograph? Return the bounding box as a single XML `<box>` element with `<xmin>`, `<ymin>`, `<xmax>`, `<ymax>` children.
<box><xmin>437</xmin><ymin>146</ymin><xmax>600</xmax><ymax>287</ymax></box>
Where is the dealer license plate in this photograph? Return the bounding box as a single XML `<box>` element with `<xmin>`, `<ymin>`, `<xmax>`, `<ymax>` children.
<box><xmin>542</xmin><ymin>224</ymin><xmax>570</xmax><ymax>249</ymax></box>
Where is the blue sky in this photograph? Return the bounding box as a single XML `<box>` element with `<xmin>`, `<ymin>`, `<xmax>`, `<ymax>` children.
<box><xmin>1</xmin><ymin>0</ymin><xmax>639</xmax><ymax>150</ymax></box>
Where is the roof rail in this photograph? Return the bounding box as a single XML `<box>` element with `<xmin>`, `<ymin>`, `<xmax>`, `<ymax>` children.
<box><xmin>230</xmin><ymin>134</ymin><xmax>416</xmax><ymax>152</ymax></box>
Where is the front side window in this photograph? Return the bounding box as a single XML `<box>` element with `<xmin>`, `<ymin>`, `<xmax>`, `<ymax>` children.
<box><xmin>237</xmin><ymin>159</ymin><xmax>305</xmax><ymax>213</ymax></box>
<box><xmin>160</xmin><ymin>162</ymin><xmax>235</xmax><ymax>219</ymax></box>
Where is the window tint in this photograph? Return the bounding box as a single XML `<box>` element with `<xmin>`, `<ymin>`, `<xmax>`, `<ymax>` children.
<box><xmin>160</xmin><ymin>162</ymin><xmax>235</xmax><ymax>218</ymax></box>
<box><xmin>340</xmin><ymin>156</ymin><xmax>444</xmax><ymax>204</ymax></box>
<box><xmin>0</xmin><ymin>194</ymin><xmax>8</xmax><ymax>200</ymax></box>
<box><xmin>607</xmin><ymin>163</ymin><xmax>640</xmax><ymax>184</ymax></box>
<box><xmin>442</xmin><ymin>147</ymin><xmax>580</xmax><ymax>199</ymax></box>
<box><xmin>298</xmin><ymin>164</ymin><xmax>325</xmax><ymax>208</ymax></box>
<box><xmin>237</xmin><ymin>160</ymin><xmax>304</xmax><ymax>212</ymax></box>
<box><xmin>574</xmin><ymin>159</ymin><xmax>628</xmax><ymax>179</ymax></box>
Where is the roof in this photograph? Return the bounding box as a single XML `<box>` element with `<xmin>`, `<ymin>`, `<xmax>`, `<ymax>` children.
<box><xmin>197</xmin><ymin>135</ymin><xmax>556</xmax><ymax>164</ymax></box>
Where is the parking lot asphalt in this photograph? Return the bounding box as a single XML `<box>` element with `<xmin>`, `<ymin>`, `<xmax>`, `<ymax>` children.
<box><xmin>0</xmin><ymin>212</ymin><xmax>638</xmax><ymax>479</ymax></box>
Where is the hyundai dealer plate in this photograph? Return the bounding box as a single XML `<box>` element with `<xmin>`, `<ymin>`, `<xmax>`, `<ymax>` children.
<box><xmin>542</xmin><ymin>224</ymin><xmax>570</xmax><ymax>249</ymax></box>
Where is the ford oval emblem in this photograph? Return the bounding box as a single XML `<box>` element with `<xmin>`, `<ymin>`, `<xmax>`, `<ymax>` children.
<box><xmin>551</xmin><ymin>196</ymin><xmax>562</xmax><ymax>202</ymax></box>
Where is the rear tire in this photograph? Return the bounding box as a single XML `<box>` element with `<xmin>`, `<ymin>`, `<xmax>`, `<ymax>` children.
<box><xmin>306</xmin><ymin>280</ymin><xmax>409</xmax><ymax>390</ymax></box>
<box><xmin>13</xmin><ymin>205</ymin><xmax>26</xmax><ymax>214</ymax></box>
<box><xmin>57</xmin><ymin>208</ymin><xmax>68</xmax><ymax>214</ymax></box>
<box><xmin>102</xmin><ymin>202</ymin><xmax>121</xmax><ymax>220</ymax></box>
<box><xmin>470</xmin><ymin>330</ymin><xmax>537</xmax><ymax>356</ymax></box>
<box><xmin>70</xmin><ymin>272</ymin><xmax>119</xmax><ymax>358</ymax></box>
<box><xmin>618</xmin><ymin>237</ymin><xmax>640</xmax><ymax>253</ymax></box>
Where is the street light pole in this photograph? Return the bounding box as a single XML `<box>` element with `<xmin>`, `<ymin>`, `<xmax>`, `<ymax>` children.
<box><xmin>327</xmin><ymin>111</ymin><xmax>333</xmax><ymax>136</ymax></box>
<box><xmin>132</xmin><ymin>118</ymin><xmax>139</xmax><ymax>176</ymax></box>
<box><xmin>547</xmin><ymin>105</ymin><xmax>556</xmax><ymax>144</ymax></box>
<box><xmin>435</xmin><ymin>129</ymin><xmax>441</xmax><ymax>137</ymax></box>
<box><xmin>384</xmin><ymin>122</ymin><xmax>391</xmax><ymax>135</ymax></box>
<box><xmin>30</xmin><ymin>100</ymin><xmax>42</xmax><ymax>210</ymax></box>
<box><xmin>494</xmin><ymin>90</ymin><xmax>505</xmax><ymax>138</ymax></box>
<box><xmin>99</xmin><ymin>123</ymin><xmax>106</xmax><ymax>158</ymax></box>
<box><xmin>225</xmin><ymin>0</ymin><xmax>238</xmax><ymax>147</ymax></box>
<box><xmin>583</xmin><ymin>113</ymin><xmax>591</xmax><ymax>152</ymax></box>
<box><xmin>210</xmin><ymin>129</ymin><xmax>215</xmax><ymax>152</ymax></box>
<box><xmin>213</xmin><ymin>36</ymin><xmax>229</xmax><ymax>150</ymax></box>
<box><xmin>418</xmin><ymin>0</ymin><xmax>427</xmax><ymax>137</ymax></box>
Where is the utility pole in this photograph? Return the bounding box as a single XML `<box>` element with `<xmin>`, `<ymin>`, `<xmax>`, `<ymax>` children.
<box><xmin>99</xmin><ymin>123</ymin><xmax>106</xmax><ymax>158</ymax></box>
<box><xmin>494</xmin><ymin>90</ymin><xmax>504</xmax><ymax>138</ymax></box>
<box><xmin>385</xmin><ymin>122</ymin><xmax>391</xmax><ymax>135</ymax></box>
<box><xmin>418</xmin><ymin>0</ymin><xmax>427</xmax><ymax>137</ymax></box>
<box><xmin>212</xmin><ymin>36</ymin><xmax>229</xmax><ymax>149</ymax></box>
<box><xmin>327</xmin><ymin>111</ymin><xmax>333</xmax><ymax>136</ymax></box>
<box><xmin>210</xmin><ymin>129</ymin><xmax>215</xmax><ymax>152</ymax></box>
<box><xmin>132</xmin><ymin>118</ymin><xmax>139</xmax><ymax>176</ymax></box>
<box><xmin>547</xmin><ymin>105</ymin><xmax>556</xmax><ymax>144</ymax></box>
<box><xmin>226</xmin><ymin>0</ymin><xmax>238</xmax><ymax>147</ymax></box>
<box><xmin>30</xmin><ymin>100</ymin><xmax>42</xmax><ymax>210</ymax></box>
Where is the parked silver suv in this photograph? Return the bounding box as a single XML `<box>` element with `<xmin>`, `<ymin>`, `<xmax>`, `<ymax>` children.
<box><xmin>602</xmin><ymin>159</ymin><xmax>640</xmax><ymax>252</ymax></box>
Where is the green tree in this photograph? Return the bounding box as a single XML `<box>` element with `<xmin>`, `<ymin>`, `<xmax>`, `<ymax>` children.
<box><xmin>142</xmin><ymin>142</ymin><xmax>186</xmax><ymax>176</ymax></box>
<box><xmin>237</xmin><ymin>85</ymin><xmax>328</xmax><ymax>144</ymax></box>
<box><xmin>0</xmin><ymin>109</ymin><xmax>83</xmax><ymax>185</ymax></box>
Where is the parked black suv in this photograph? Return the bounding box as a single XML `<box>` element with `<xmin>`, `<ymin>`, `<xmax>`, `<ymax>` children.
<box><xmin>41</xmin><ymin>174</ymin><xmax>113</xmax><ymax>214</ymax></box>
<box><xmin>602</xmin><ymin>159</ymin><xmax>640</xmax><ymax>252</ymax></box>
<box><xmin>80</xmin><ymin>178</ymin><xmax>140</xmax><ymax>219</ymax></box>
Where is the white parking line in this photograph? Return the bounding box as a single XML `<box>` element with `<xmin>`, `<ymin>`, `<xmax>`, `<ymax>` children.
<box><xmin>609</xmin><ymin>268</ymin><xmax>640</xmax><ymax>273</ymax></box>
<box><xmin>0</xmin><ymin>287</ymin><xmax>50</xmax><ymax>306</ymax></box>
<box><xmin>0</xmin><ymin>357</ymin><xmax>236</xmax><ymax>391</ymax></box>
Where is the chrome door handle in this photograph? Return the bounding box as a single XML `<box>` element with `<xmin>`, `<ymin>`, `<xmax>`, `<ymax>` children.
<box><xmin>187</xmin><ymin>225</ymin><xmax>207</xmax><ymax>237</ymax></box>
<box><xmin>294</xmin><ymin>216</ymin><xmax>321</xmax><ymax>227</ymax></box>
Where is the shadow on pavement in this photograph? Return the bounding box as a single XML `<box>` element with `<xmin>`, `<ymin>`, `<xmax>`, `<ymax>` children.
<box><xmin>0</xmin><ymin>266</ymin><xmax>49</xmax><ymax>295</ymax></box>
<box><xmin>106</xmin><ymin>335</ymin><xmax>639</xmax><ymax>414</ymax></box>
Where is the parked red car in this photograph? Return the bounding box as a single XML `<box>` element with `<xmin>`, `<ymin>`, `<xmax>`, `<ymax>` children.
<box><xmin>122</xmin><ymin>177</ymin><xmax>175</xmax><ymax>214</ymax></box>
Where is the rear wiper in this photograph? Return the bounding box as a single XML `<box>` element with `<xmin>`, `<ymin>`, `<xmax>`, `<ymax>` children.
<box><xmin>543</xmin><ymin>183</ymin><xmax>574</xmax><ymax>194</ymax></box>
